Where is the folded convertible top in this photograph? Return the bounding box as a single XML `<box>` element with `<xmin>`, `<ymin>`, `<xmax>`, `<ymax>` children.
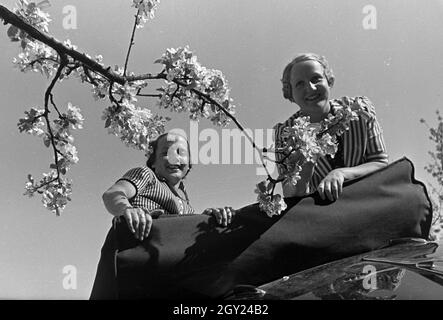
<box><xmin>90</xmin><ymin>157</ymin><xmax>432</xmax><ymax>299</ymax></box>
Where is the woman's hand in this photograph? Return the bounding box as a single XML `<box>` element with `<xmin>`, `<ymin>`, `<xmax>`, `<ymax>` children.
<box><xmin>317</xmin><ymin>162</ymin><xmax>388</xmax><ymax>201</ymax></box>
<box><xmin>203</xmin><ymin>207</ymin><xmax>236</xmax><ymax>227</ymax></box>
<box><xmin>317</xmin><ymin>169</ymin><xmax>345</xmax><ymax>201</ymax></box>
<box><xmin>122</xmin><ymin>207</ymin><xmax>153</xmax><ymax>241</ymax></box>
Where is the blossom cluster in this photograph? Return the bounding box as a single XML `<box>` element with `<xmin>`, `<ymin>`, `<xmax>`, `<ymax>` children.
<box><xmin>18</xmin><ymin>103</ymin><xmax>83</xmax><ymax>212</ymax></box>
<box><xmin>427</xmin><ymin>184</ymin><xmax>443</xmax><ymax>242</ymax></box>
<box><xmin>12</xmin><ymin>40</ymin><xmax>58</xmax><ymax>77</ymax></box>
<box><xmin>18</xmin><ymin>103</ymin><xmax>84</xmax><ymax>169</ymax></box>
<box><xmin>52</xmin><ymin>103</ymin><xmax>84</xmax><ymax>167</ymax></box>
<box><xmin>132</xmin><ymin>0</ymin><xmax>160</xmax><ymax>28</ymax></box>
<box><xmin>24</xmin><ymin>171</ymin><xmax>72</xmax><ymax>216</ymax></box>
<box><xmin>102</xmin><ymin>102</ymin><xmax>168</xmax><ymax>152</ymax></box>
<box><xmin>17</xmin><ymin>107</ymin><xmax>46</xmax><ymax>136</ymax></box>
<box><xmin>255</xmin><ymin>98</ymin><xmax>364</xmax><ymax>217</ymax></box>
<box><xmin>7</xmin><ymin>0</ymin><xmax>51</xmax><ymax>48</ymax></box>
<box><xmin>320</xmin><ymin>96</ymin><xmax>362</xmax><ymax>136</ymax></box>
<box><xmin>8</xmin><ymin>0</ymin><xmax>55</xmax><ymax>77</ymax></box>
<box><xmin>100</xmin><ymin>66</ymin><xmax>169</xmax><ymax>152</ymax></box>
<box><xmin>421</xmin><ymin>111</ymin><xmax>443</xmax><ymax>187</ymax></box>
<box><xmin>155</xmin><ymin>46</ymin><xmax>236</xmax><ymax>127</ymax></box>
<box><xmin>7</xmin><ymin>1</ymin><xmax>238</xmax><ymax>215</ymax></box>
<box><xmin>420</xmin><ymin>111</ymin><xmax>443</xmax><ymax>241</ymax></box>
<box><xmin>255</xmin><ymin>181</ymin><xmax>287</xmax><ymax>217</ymax></box>
<box><xmin>280</xmin><ymin>117</ymin><xmax>338</xmax><ymax>164</ymax></box>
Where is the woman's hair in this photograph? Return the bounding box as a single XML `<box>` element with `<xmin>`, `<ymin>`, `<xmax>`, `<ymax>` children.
<box><xmin>281</xmin><ymin>53</ymin><xmax>335</xmax><ymax>102</ymax></box>
<box><xmin>145</xmin><ymin>132</ymin><xmax>192</xmax><ymax>203</ymax></box>
<box><xmin>146</xmin><ymin>132</ymin><xmax>193</xmax><ymax>173</ymax></box>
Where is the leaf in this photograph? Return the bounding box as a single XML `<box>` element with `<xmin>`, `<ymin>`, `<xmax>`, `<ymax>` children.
<box><xmin>104</xmin><ymin>118</ymin><xmax>111</xmax><ymax>128</ymax></box>
<box><xmin>7</xmin><ymin>26</ymin><xmax>19</xmax><ymax>41</ymax></box>
<box><xmin>21</xmin><ymin>39</ymin><xmax>27</xmax><ymax>50</ymax></box>
<box><xmin>43</xmin><ymin>138</ymin><xmax>51</xmax><ymax>147</ymax></box>
<box><xmin>154</xmin><ymin>59</ymin><xmax>164</xmax><ymax>64</ymax></box>
<box><xmin>256</xmin><ymin>180</ymin><xmax>267</xmax><ymax>193</ymax></box>
<box><xmin>42</xmin><ymin>65</ymin><xmax>50</xmax><ymax>78</ymax></box>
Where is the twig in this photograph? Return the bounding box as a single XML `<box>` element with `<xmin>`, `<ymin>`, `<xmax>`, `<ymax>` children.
<box><xmin>64</xmin><ymin>62</ymin><xmax>81</xmax><ymax>77</ymax></box>
<box><xmin>123</xmin><ymin>14</ymin><xmax>139</xmax><ymax>77</ymax></box>
<box><xmin>0</xmin><ymin>5</ymin><xmax>165</xmax><ymax>85</ymax></box>
<box><xmin>43</xmin><ymin>54</ymin><xmax>68</xmax><ymax>183</ymax></box>
<box><xmin>82</xmin><ymin>66</ymin><xmax>99</xmax><ymax>86</ymax></box>
<box><xmin>49</xmin><ymin>93</ymin><xmax>63</xmax><ymax>118</ymax></box>
<box><xmin>1</xmin><ymin>4</ymin><xmax>276</xmax><ymax>185</ymax></box>
<box><xmin>29</xmin><ymin>57</ymin><xmax>59</xmax><ymax>67</ymax></box>
<box><xmin>33</xmin><ymin>177</ymin><xmax>59</xmax><ymax>191</ymax></box>
<box><xmin>136</xmin><ymin>93</ymin><xmax>162</xmax><ymax>98</ymax></box>
<box><xmin>171</xmin><ymin>79</ymin><xmax>273</xmax><ymax>179</ymax></box>
<box><xmin>108</xmin><ymin>82</ymin><xmax>120</xmax><ymax>107</ymax></box>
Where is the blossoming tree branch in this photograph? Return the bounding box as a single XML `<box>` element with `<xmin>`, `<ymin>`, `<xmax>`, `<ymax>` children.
<box><xmin>0</xmin><ymin>0</ymin><xmax>365</xmax><ymax>217</ymax></box>
<box><xmin>421</xmin><ymin>112</ymin><xmax>443</xmax><ymax>241</ymax></box>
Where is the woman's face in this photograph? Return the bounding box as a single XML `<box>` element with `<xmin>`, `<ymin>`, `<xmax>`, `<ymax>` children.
<box><xmin>289</xmin><ymin>60</ymin><xmax>332</xmax><ymax>121</ymax></box>
<box><xmin>151</xmin><ymin>133</ymin><xmax>190</xmax><ymax>187</ymax></box>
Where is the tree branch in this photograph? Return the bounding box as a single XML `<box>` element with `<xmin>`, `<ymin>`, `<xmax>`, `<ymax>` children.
<box><xmin>0</xmin><ymin>5</ymin><xmax>165</xmax><ymax>85</ymax></box>
<box><xmin>49</xmin><ymin>93</ymin><xmax>63</xmax><ymax>118</ymax></box>
<box><xmin>137</xmin><ymin>93</ymin><xmax>162</xmax><ymax>98</ymax></box>
<box><xmin>43</xmin><ymin>54</ymin><xmax>68</xmax><ymax>183</ymax></box>
<box><xmin>173</xmin><ymin>79</ymin><xmax>273</xmax><ymax>179</ymax></box>
<box><xmin>123</xmin><ymin>14</ymin><xmax>139</xmax><ymax>77</ymax></box>
<box><xmin>1</xmin><ymin>3</ymin><xmax>278</xmax><ymax>204</ymax></box>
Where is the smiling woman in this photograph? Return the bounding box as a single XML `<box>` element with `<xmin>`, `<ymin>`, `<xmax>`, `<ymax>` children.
<box><xmin>90</xmin><ymin>132</ymin><xmax>197</xmax><ymax>299</ymax></box>
<box><xmin>91</xmin><ymin>131</ymin><xmax>236</xmax><ymax>299</ymax></box>
<box><xmin>275</xmin><ymin>53</ymin><xmax>389</xmax><ymax>202</ymax></box>
<box><xmin>101</xmin><ymin>132</ymin><xmax>196</xmax><ymax>242</ymax></box>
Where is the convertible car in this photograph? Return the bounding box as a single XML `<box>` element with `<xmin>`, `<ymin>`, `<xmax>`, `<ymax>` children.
<box><xmin>227</xmin><ymin>238</ymin><xmax>443</xmax><ymax>300</ymax></box>
<box><xmin>90</xmin><ymin>158</ymin><xmax>440</xmax><ymax>299</ymax></box>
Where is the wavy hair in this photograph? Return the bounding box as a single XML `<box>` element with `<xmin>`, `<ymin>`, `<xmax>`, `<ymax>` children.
<box><xmin>281</xmin><ymin>53</ymin><xmax>335</xmax><ymax>102</ymax></box>
<box><xmin>145</xmin><ymin>132</ymin><xmax>192</xmax><ymax>203</ymax></box>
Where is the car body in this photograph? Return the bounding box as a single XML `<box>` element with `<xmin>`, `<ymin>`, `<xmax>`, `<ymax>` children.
<box><xmin>228</xmin><ymin>238</ymin><xmax>443</xmax><ymax>300</ymax></box>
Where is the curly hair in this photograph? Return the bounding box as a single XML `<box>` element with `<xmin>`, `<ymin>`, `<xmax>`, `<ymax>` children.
<box><xmin>281</xmin><ymin>53</ymin><xmax>335</xmax><ymax>102</ymax></box>
<box><xmin>146</xmin><ymin>133</ymin><xmax>192</xmax><ymax>171</ymax></box>
<box><xmin>145</xmin><ymin>132</ymin><xmax>192</xmax><ymax>203</ymax></box>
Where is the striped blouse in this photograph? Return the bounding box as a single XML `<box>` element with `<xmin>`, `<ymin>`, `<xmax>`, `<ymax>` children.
<box><xmin>274</xmin><ymin>96</ymin><xmax>388</xmax><ymax>191</ymax></box>
<box><xmin>118</xmin><ymin>166</ymin><xmax>195</xmax><ymax>215</ymax></box>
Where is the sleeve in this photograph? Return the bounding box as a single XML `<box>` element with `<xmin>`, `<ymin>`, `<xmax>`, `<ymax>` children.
<box><xmin>358</xmin><ymin>97</ymin><xmax>389</xmax><ymax>163</ymax></box>
<box><xmin>118</xmin><ymin>167</ymin><xmax>156</xmax><ymax>198</ymax></box>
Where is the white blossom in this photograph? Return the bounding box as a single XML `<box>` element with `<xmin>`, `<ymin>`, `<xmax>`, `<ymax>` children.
<box><xmin>132</xmin><ymin>0</ymin><xmax>160</xmax><ymax>28</ymax></box>
<box><xmin>155</xmin><ymin>46</ymin><xmax>236</xmax><ymax>127</ymax></box>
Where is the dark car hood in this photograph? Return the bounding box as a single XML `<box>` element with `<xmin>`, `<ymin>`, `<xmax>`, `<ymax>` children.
<box><xmin>230</xmin><ymin>239</ymin><xmax>443</xmax><ymax>300</ymax></box>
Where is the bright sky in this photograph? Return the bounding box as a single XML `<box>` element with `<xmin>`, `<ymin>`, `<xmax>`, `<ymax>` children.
<box><xmin>1</xmin><ymin>0</ymin><xmax>443</xmax><ymax>299</ymax></box>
